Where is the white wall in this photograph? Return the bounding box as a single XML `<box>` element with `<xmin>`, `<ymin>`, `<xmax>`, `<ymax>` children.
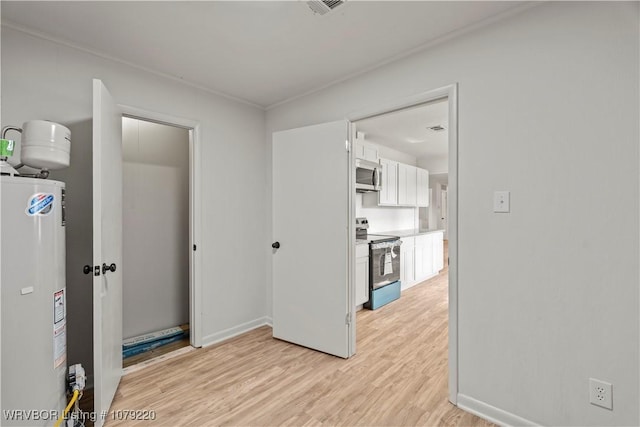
<box><xmin>122</xmin><ymin>118</ymin><xmax>189</xmax><ymax>339</ymax></box>
<box><xmin>266</xmin><ymin>3</ymin><xmax>639</xmax><ymax>426</ymax></box>
<box><xmin>418</xmin><ymin>154</ymin><xmax>448</xmax><ymax>175</ymax></box>
<box><xmin>356</xmin><ymin>193</ymin><xmax>415</xmax><ymax>233</ymax></box>
<box><xmin>1</xmin><ymin>26</ymin><xmax>268</xmax><ymax>376</ymax></box>
<box><xmin>374</xmin><ymin>143</ymin><xmax>417</xmax><ymax>166</ymax></box>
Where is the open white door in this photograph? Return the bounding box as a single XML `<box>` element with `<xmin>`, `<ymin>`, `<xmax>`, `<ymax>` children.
<box><xmin>272</xmin><ymin>120</ymin><xmax>354</xmax><ymax>359</ymax></box>
<box><xmin>92</xmin><ymin>79</ymin><xmax>123</xmax><ymax>426</ymax></box>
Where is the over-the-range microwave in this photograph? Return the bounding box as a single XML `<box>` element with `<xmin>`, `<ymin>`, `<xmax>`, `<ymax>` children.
<box><xmin>355</xmin><ymin>159</ymin><xmax>382</xmax><ymax>193</ymax></box>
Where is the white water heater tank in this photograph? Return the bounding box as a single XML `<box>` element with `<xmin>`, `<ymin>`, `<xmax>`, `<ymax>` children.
<box><xmin>1</xmin><ymin>176</ymin><xmax>67</xmax><ymax>426</ymax></box>
<box><xmin>20</xmin><ymin>120</ymin><xmax>70</xmax><ymax>170</ymax></box>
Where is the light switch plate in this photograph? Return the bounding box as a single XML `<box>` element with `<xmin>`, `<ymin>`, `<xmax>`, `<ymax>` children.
<box><xmin>493</xmin><ymin>191</ymin><xmax>510</xmax><ymax>213</ymax></box>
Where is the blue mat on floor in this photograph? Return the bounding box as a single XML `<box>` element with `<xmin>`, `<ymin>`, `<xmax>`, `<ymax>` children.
<box><xmin>123</xmin><ymin>332</ymin><xmax>187</xmax><ymax>359</ymax></box>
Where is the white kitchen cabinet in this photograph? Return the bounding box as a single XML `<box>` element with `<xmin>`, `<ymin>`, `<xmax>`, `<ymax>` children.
<box><xmin>363</xmin><ymin>145</ymin><xmax>378</xmax><ymax>162</ymax></box>
<box><xmin>416</xmin><ymin>167</ymin><xmax>429</xmax><ymax>207</ymax></box>
<box><xmin>355</xmin><ymin>141</ymin><xmax>378</xmax><ymax>162</ymax></box>
<box><xmin>398</xmin><ymin>163</ymin><xmax>417</xmax><ymax>206</ymax></box>
<box><xmin>376</xmin><ymin>161</ymin><xmax>427</xmax><ymax>208</ymax></box>
<box><xmin>433</xmin><ymin>231</ymin><xmax>444</xmax><ymax>272</ymax></box>
<box><xmin>378</xmin><ymin>158</ymin><xmax>398</xmax><ymax>206</ymax></box>
<box><xmin>415</xmin><ymin>234</ymin><xmax>435</xmax><ymax>281</ymax></box>
<box><xmin>400</xmin><ymin>236</ymin><xmax>415</xmax><ymax>290</ymax></box>
<box><xmin>355</xmin><ymin>244</ymin><xmax>369</xmax><ymax>306</ymax></box>
<box><xmin>354</xmin><ymin>142</ymin><xmax>365</xmax><ymax>159</ymax></box>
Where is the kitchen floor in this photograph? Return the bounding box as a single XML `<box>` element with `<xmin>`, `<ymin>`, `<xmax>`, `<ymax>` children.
<box><xmin>106</xmin><ymin>241</ymin><xmax>491</xmax><ymax>426</ymax></box>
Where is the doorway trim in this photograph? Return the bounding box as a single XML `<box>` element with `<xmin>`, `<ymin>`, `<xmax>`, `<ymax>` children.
<box><xmin>346</xmin><ymin>83</ymin><xmax>459</xmax><ymax>404</ymax></box>
<box><xmin>118</xmin><ymin>104</ymin><xmax>203</xmax><ymax>348</ymax></box>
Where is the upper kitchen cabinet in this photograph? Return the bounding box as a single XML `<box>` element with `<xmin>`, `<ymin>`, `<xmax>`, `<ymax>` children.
<box><xmin>398</xmin><ymin>163</ymin><xmax>417</xmax><ymax>206</ymax></box>
<box><xmin>373</xmin><ymin>159</ymin><xmax>429</xmax><ymax>208</ymax></box>
<box><xmin>354</xmin><ymin>139</ymin><xmax>378</xmax><ymax>162</ymax></box>
<box><xmin>378</xmin><ymin>158</ymin><xmax>398</xmax><ymax>205</ymax></box>
<box><xmin>416</xmin><ymin>168</ymin><xmax>429</xmax><ymax>207</ymax></box>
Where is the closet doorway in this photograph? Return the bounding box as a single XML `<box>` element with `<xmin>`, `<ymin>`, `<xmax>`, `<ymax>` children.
<box><xmin>121</xmin><ymin>116</ymin><xmax>192</xmax><ymax>368</ymax></box>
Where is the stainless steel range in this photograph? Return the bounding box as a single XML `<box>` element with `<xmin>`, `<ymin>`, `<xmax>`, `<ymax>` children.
<box><xmin>369</xmin><ymin>236</ymin><xmax>401</xmax><ymax>289</ymax></box>
<box><xmin>355</xmin><ymin>217</ymin><xmax>402</xmax><ymax>309</ymax></box>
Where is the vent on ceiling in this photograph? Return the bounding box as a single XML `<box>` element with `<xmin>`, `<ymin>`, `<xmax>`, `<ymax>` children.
<box><xmin>307</xmin><ymin>0</ymin><xmax>345</xmax><ymax>16</ymax></box>
<box><xmin>427</xmin><ymin>125</ymin><xmax>446</xmax><ymax>132</ymax></box>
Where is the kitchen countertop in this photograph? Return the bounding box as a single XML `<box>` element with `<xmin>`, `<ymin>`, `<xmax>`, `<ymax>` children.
<box><xmin>379</xmin><ymin>228</ymin><xmax>445</xmax><ymax>238</ymax></box>
<box><xmin>355</xmin><ymin>229</ymin><xmax>444</xmax><ymax>244</ymax></box>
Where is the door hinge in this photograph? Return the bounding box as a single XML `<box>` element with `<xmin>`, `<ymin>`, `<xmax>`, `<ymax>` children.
<box><xmin>345</xmin><ymin>312</ymin><xmax>352</xmax><ymax>325</ymax></box>
<box><xmin>193</xmin><ymin>244</ymin><xmax>197</xmax><ymax>251</ymax></box>
<box><xmin>345</xmin><ymin>140</ymin><xmax>350</xmax><ymax>152</ymax></box>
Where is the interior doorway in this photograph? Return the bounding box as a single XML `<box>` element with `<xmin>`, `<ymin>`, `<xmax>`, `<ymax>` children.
<box><xmin>120</xmin><ymin>115</ymin><xmax>195</xmax><ymax>369</ymax></box>
<box><xmin>352</xmin><ymin>98</ymin><xmax>450</xmax><ymax>306</ymax></box>
<box><xmin>348</xmin><ymin>84</ymin><xmax>458</xmax><ymax>403</ymax></box>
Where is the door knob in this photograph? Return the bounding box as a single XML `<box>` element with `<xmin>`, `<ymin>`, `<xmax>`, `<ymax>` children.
<box><xmin>272</xmin><ymin>241</ymin><xmax>280</xmax><ymax>249</ymax></box>
<box><xmin>102</xmin><ymin>263</ymin><xmax>117</xmax><ymax>274</ymax></box>
<box><xmin>83</xmin><ymin>265</ymin><xmax>92</xmax><ymax>275</ymax></box>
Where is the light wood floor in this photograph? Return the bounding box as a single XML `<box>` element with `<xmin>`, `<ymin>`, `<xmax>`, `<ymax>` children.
<box><xmin>107</xmin><ymin>242</ymin><xmax>492</xmax><ymax>426</ymax></box>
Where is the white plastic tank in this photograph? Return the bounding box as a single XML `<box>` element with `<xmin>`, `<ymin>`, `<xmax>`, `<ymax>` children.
<box><xmin>1</xmin><ymin>176</ymin><xmax>67</xmax><ymax>426</ymax></box>
<box><xmin>20</xmin><ymin>120</ymin><xmax>71</xmax><ymax>170</ymax></box>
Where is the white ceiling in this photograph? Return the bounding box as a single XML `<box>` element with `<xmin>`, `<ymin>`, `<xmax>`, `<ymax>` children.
<box><xmin>355</xmin><ymin>97</ymin><xmax>448</xmax><ymax>160</ymax></box>
<box><xmin>1</xmin><ymin>1</ymin><xmax>524</xmax><ymax>108</ymax></box>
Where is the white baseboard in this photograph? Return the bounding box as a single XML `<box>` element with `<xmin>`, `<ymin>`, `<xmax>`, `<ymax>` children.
<box><xmin>457</xmin><ymin>394</ymin><xmax>538</xmax><ymax>427</ymax></box>
<box><xmin>201</xmin><ymin>316</ymin><xmax>271</xmax><ymax>348</ymax></box>
<box><xmin>265</xmin><ymin>316</ymin><xmax>273</xmax><ymax>327</ymax></box>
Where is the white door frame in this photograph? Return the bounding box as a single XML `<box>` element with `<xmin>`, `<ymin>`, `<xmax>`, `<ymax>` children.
<box><xmin>118</xmin><ymin>104</ymin><xmax>203</xmax><ymax>348</ymax></box>
<box><xmin>347</xmin><ymin>83</ymin><xmax>459</xmax><ymax>404</ymax></box>
<box><xmin>441</xmin><ymin>188</ymin><xmax>448</xmax><ymax>240</ymax></box>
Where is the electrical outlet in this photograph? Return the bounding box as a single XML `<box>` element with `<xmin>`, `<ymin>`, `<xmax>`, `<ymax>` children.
<box><xmin>589</xmin><ymin>378</ymin><xmax>613</xmax><ymax>410</ymax></box>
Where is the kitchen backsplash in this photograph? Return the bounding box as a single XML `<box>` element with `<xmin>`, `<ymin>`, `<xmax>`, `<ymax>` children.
<box><xmin>356</xmin><ymin>193</ymin><xmax>416</xmax><ymax>232</ymax></box>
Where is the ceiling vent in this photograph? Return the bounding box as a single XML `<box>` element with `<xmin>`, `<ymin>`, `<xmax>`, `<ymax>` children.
<box><xmin>427</xmin><ymin>125</ymin><xmax>446</xmax><ymax>132</ymax></box>
<box><xmin>307</xmin><ymin>0</ymin><xmax>345</xmax><ymax>16</ymax></box>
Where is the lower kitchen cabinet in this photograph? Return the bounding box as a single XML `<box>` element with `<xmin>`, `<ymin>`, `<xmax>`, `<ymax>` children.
<box><xmin>355</xmin><ymin>244</ymin><xmax>369</xmax><ymax>306</ymax></box>
<box><xmin>415</xmin><ymin>234</ymin><xmax>435</xmax><ymax>282</ymax></box>
<box><xmin>406</xmin><ymin>231</ymin><xmax>445</xmax><ymax>287</ymax></box>
<box><xmin>400</xmin><ymin>236</ymin><xmax>415</xmax><ymax>290</ymax></box>
<box><xmin>433</xmin><ymin>231</ymin><xmax>444</xmax><ymax>272</ymax></box>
